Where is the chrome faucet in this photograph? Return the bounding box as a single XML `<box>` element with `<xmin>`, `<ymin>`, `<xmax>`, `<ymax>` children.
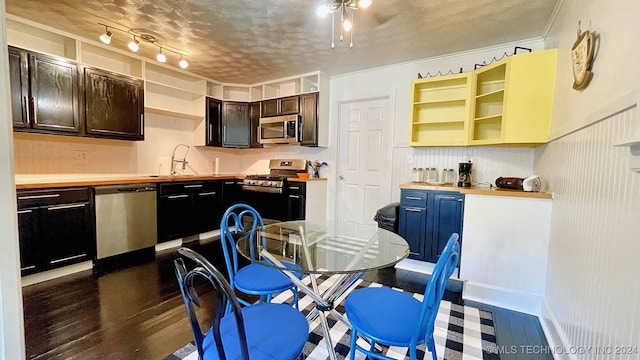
<box><xmin>170</xmin><ymin>144</ymin><xmax>190</xmax><ymax>176</ymax></box>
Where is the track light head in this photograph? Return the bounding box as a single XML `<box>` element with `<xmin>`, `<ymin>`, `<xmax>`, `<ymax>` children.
<box><xmin>99</xmin><ymin>28</ymin><xmax>112</xmax><ymax>44</ymax></box>
<box><xmin>156</xmin><ymin>48</ymin><xmax>167</xmax><ymax>63</ymax></box>
<box><xmin>128</xmin><ymin>37</ymin><xmax>140</xmax><ymax>52</ymax></box>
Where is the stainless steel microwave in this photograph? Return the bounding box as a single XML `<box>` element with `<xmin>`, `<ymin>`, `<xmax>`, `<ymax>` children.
<box><xmin>258</xmin><ymin>114</ymin><xmax>300</xmax><ymax>144</ymax></box>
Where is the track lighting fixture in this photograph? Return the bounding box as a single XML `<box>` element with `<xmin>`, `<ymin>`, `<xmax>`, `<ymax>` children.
<box><xmin>316</xmin><ymin>0</ymin><xmax>372</xmax><ymax>48</ymax></box>
<box><xmin>127</xmin><ymin>36</ymin><xmax>140</xmax><ymax>52</ymax></box>
<box><xmin>156</xmin><ymin>48</ymin><xmax>167</xmax><ymax>63</ymax></box>
<box><xmin>99</xmin><ymin>26</ymin><xmax>112</xmax><ymax>45</ymax></box>
<box><xmin>179</xmin><ymin>55</ymin><xmax>189</xmax><ymax>69</ymax></box>
<box><xmin>96</xmin><ymin>22</ymin><xmax>188</xmax><ymax>69</ymax></box>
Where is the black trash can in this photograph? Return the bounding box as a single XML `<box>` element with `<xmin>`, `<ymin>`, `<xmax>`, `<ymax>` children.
<box><xmin>374</xmin><ymin>202</ymin><xmax>400</xmax><ymax>234</ymax></box>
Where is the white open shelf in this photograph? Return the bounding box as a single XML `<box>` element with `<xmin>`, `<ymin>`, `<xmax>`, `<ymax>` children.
<box><xmin>6</xmin><ymin>18</ymin><xmax>77</xmax><ymax>60</ymax></box>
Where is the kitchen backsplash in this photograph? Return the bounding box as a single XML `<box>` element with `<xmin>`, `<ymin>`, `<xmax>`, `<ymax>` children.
<box><xmin>391</xmin><ymin>146</ymin><xmax>536</xmax><ymax>193</ymax></box>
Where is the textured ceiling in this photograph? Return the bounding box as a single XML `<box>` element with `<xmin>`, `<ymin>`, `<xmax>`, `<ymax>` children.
<box><xmin>6</xmin><ymin>0</ymin><xmax>559</xmax><ymax>84</ymax></box>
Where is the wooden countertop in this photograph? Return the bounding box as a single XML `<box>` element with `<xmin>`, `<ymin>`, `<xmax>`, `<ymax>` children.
<box><xmin>15</xmin><ymin>174</ymin><xmax>327</xmax><ymax>190</ymax></box>
<box><xmin>15</xmin><ymin>174</ymin><xmax>245</xmax><ymax>190</ymax></box>
<box><xmin>400</xmin><ymin>183</ymin><xmax>553</xmax><ymax>199</ymax></box>
<box><xmin>288</xmin><ymin>177</ymin><xmax>327</xmax><ymax>183</ymax></box>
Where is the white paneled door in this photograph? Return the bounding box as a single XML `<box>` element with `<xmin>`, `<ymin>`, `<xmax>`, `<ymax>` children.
<box><xmin>336</xmin><ymin>97</ymin><xmax>392</xmax><ymax>226</ymax></box>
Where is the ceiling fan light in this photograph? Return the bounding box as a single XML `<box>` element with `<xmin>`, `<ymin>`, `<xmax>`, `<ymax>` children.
<box><xmin>179</xmin><ymin>57</ymin><xmax>189</xmax><ymax>69</ymax></box>
<box><xmin>316</xmin><ymin>4</ymin><xmax>330</xmax><ymax>17</ymax></box>
<box><xmin>359</xmin><ymin>0</ymin><xmax>372</xmax><ymax>9</ymax></box>
<box><xmin>156</xmin><ymin>50</ymin><xmax>166</xmax><ymax>63</ymax></box>
<box><xmin>128</xmin><ymin>38</ymin><xmax>140</xmax><ymax>52</ymax></box>
<box><xmin>99</xmin><ymin>30</ymin><xmax>112</xmax><ymax>45</ymax></box>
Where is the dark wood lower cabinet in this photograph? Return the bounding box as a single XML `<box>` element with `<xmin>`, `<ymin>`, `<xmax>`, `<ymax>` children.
<box><xmin>157</xmin><ymin>181</ymin><xmax>223</xmax><ymax>242</ymax></box>
<box><xmin>17</xmin><ymin>187</ymin><xmax>95</xmax><ymax>276</ymax></box>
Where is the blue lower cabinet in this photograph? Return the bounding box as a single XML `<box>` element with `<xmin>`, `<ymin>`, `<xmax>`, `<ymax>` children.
<box><xmin>429</xmin><ymin>192</ymin><xmax>464</xmax><ymax>263</ymax></box>
<box><xmin>398</xmin><ymin>189</ymin><xmax>464</xmax><ymax>263</ymax></box>
<box><xmin>398</xmin><ymin>204</ymin><xmax>427</xmax><ymax>260</ymax></box>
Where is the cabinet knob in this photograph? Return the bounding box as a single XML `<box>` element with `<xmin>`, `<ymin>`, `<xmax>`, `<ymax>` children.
<box><xmin>338</xmin><ymin>175</ymin><xmax>344</xmax><ymax>180</ymax></box>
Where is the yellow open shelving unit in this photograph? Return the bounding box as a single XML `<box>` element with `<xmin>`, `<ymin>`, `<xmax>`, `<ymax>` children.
<box><xmin>409</xmin><ymin>73</ymin><xmax>472</xmax><ymax>146</ymax></box>
<box><xmin>409</xmin><ymin>49</ymin><xmax>557</xmax><ymax>147</ymax></box>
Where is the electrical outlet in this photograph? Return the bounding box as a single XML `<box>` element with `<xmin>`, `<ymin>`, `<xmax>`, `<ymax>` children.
<box><xmin>74</xmin><ymin>150</ymin><xmax>88</xmax><ymax>162</ymax></box>
<box><xmin>407</xmin><ymin>155</ymin><xmax>413</xmax><ymax>164</ymax></box>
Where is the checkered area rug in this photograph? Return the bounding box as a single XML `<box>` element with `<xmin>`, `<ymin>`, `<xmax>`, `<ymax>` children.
<box><xmin>165</xmin><ymin>275</ymin><xmax>499</xmax><ymax>360</ymax></box>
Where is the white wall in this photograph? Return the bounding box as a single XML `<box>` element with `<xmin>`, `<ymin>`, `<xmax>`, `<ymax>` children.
<box><xmin>327</xmin><ymin>39</ymin><xmax>545</xmax><ymax>214</ymax></box>
<box><xmin>536</xmin><ymin>0</ymin><xmax>640</xmax><ymax>358</ymax></box>
<box><xmin>0</xmin><ymin>3</ymin><xmax>27</xmax><ymax>359</ymax></box>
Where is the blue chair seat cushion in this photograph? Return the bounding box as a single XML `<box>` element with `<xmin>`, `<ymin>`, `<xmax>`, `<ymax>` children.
<box><xmin>345</xmin><ymin>287</ymin><xmax>425</xmax><ymax>345</ymax></box>
<box><xmin>202</xmin><ymin>303</ymin><xmax>309</xmax><ymax>360</ymax></box>
<box><xmin>234</xmin><ymin>262</ymin><xmax>302</xmax><ymax>294</ymax></box>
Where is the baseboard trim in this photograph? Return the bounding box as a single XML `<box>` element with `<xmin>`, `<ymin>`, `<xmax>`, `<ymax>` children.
<box><xmin>462</xmin><ymin>281</ymin><xmax>542</xmax><ymax>316</ymax></box>
<box><xmin>21</xmin><ymin>261</ymin><xmax>93</xmax><ymax>287</ymax></box>
<box><xmin>539</xmin><ymin>299</ymin><xmax>577</xmax><ymax>360</ymax></box>
<box><xmin>155</xmin><ymin>239</ymin><xmax>183</xmax><ymax>252</ymax></box>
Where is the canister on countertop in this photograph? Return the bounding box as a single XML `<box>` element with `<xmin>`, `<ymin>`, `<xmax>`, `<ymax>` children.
<box><xmin>442</xmin><ymin>168</ymin><xmax>456</xmax><ymax>184</ymax></box>
<box><xmin>411</xmin><ymin>168</ymin><xmax>424</xmax><ymax>183</ymax></box>
<box><xmin>425</xmin><ymin>167</ymin><xmax>438</xmax><ymax>183</ymax></box>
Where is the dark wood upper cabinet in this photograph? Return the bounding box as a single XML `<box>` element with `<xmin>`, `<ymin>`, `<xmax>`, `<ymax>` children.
<box><xmin>83</xmin><ymin>67</ymin><xmax>144</xmax><ymax>140</ymax></box>
<box><xmin>29</xmin><ymin>52</ymin><xmax>80</xmax><ymax>133</ymax></box>
<box><xmin>8</xmin><ymin>47</ymin><xmax>29</xmax><ymax>128</ymax></box>
<box><xmin>261</xmin><ymin>96</ymin><xmax>299</xmax><ymax>117</ymax></box>
<box><xmin>222</xmin><ymin>102</ymin><xmax>249</xmax><ymax>148</ymax></box>
<box><xmin>249</xmin><ymin>102</ymin><xmax>262</xmax><ymax>148</ymax></box>
<box><xmin>206</xmin><ymin>97</ymin><xmax>223</xmax><ymax>147</ymax></box>
<box><xmin>9</xmin><ymin>47</ymin><xmax>80</xmax><ymax>134</ymax></box>
<box><xmin>300</xmin><ymin>92</ymin><xmax>319</xmax><ymax>146</ymax></box>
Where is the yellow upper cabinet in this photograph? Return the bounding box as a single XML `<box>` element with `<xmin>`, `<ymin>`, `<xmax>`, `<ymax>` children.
<box><xmin>409</xmin><ymin>49</ymin><xmax>557</xmax><ymax>147</ymax></box>
<box><xmin>469</xmin><ymin>49</ymin><xmax>557</xmax><ymax>145</ymax></box>
<box><xmin>409</xmin><ymin>73</ymin><xmax>472</xmax><ymax>146</ymax></box>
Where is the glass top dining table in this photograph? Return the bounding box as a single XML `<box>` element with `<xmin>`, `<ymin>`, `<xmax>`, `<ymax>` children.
<box><xmin>236</xmin><ymin>220</ymin><xmax>410</xmax><ymax>275</ymax></box>
<box><xmin>236</xmin><ymin>220</ymin><xmax>409</xmax><ymax>360</ymax></box>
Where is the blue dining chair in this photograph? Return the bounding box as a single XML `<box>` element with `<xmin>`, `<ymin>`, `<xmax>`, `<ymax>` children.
<box><xmin>344</xmin><ymin>233</ymin><xmax>461</xmax><ymax>360</ymax></box>
<box><xmin>220</xmin><ymin>204</ymin><xmax>301</xmax><ymax>309</ymax></box>
<box><xmin>173</xmin><ymin>247</ymin><xmax>309</xmax><ymax>360</ymax></box>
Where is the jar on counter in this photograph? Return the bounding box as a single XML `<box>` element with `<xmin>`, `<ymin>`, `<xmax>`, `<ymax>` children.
<box><xmin>425</xmin><ymin>167</ymin><xmax>438</xmax><ymax>183</ymax></box>
<box><xmin>442</xmin><ymin>168</ymin><xmax>456</xmax><ymax>184</ymax></box>
<box><xmin>411</xmin><ymin>168</ymin><xmax>424</xmax><ymax>183</ymax></box>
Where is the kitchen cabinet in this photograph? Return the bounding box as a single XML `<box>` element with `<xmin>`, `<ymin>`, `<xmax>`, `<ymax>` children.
<box><xmin>249</xmin><ymin>102</ymin><xmax>263</xmax><ymax>148</ymax></box>
<box><xmin>9</xmin><ymin>46</ymin><xmax>80</xmax><ymax>135</ymax></box>
<box><xmin>222</xmin><ymin>179</ymin><xmax>245</xmax><ymax>211</ymax></box>
<box><xmin>83</xmin><ymin>66</ymin><xmax>144</xmax><ymax>140</ymax></box>
<box><xmin>430</xmin><ymin>192</ymin><xmax>464</xmax><ymax>262</ymax></box>
<box><xmin>300</xmin><ymin>92</ymin><xmax>319</xmax><ymax>146</ymax></box>
<box><xmin>469</xmin><ymin>49</ymin><xmax>557</xmax><ymax>145</ymax></box>
<box><xmin>261</xmin><ymin>96</ymin><xmax>299</xmax><ymax>117</ymax></box>
<box><xmin>222</xmin><ymin>102</ymin><xmax>250</xmax><ymax>148</ymax></box>
<box><xmin>205</xmin><ymin>99</ymin><xmax>250</xmax><ymax>148</ymax></box>
<box><xmin>157</xmin><ymin>181</ymin><xmax>222</xmax><ymax>242</ymax></box>
<box><xmin>9</xmin><ymin>46</ymin><xmax>29</xmax><ymax>128</ymax></box>
<box><xmin>398</xmin><ymin>189</ymin><xmax>464</xmax><ymax>263</ymax></box>
<box><xmin>408</xmin><ymin>49</ymin><xmax>557</xmax><ymax>147</ymax></box>
<box><xmin>409</xmin><ymin>74</ymin><xmax>471</xmax><ymax>146</ymax></box>
<box><xmin>398</xmin><ymin>190</ymin><xmax>428</xmax><ymax>260</ymax></box>
<box><xmin>286</xmin><ymin>180</ymin><xmax>327</xmax><ymax>222</ymax></box>
<box><xmin>17</xmin><ymin>187</ymin><xmax>94</xmax><ymax>276</ymax></box>
<box><xmin>287</xmin><ymin>182</ymin><xmax>306</xmax><ymax>220</ymax></box>
<box><xmin>205</xmin><ymin>97</ymin><xmax>223</xmax><ymax>147</ymax></box>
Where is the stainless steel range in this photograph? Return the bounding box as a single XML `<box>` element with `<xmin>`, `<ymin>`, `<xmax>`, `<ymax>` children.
<box><xmin>242</xmin><ymin>159</ymin><xmax>308</xmax><ymax>221</ymax></box>
<box><xmin>243</xmin><ymin>159</ymin><xmax>307</xmax><ymax>194</ymax></box>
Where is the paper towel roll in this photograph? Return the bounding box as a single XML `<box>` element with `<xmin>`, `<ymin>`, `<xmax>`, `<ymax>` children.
<box><xmin>214</xmin><ymin>157</ymin><xmax>220</xmax><ymax>175</ymax></box>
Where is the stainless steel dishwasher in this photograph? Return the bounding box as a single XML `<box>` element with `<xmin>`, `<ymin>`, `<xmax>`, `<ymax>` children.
<box><xmin>94</xmin><ymin>183</ymin><xmax>157</xmax><ymax>259</ymax></box>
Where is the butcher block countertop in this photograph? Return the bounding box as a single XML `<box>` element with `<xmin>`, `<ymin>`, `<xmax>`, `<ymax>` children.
<box><xmin>288</xmin><ymin>177</ymin><xmax>327</xmax><ymax>182</ymax></box>
<box><xmin>15</xmin><ymin>174</ymin><xmax>328</xmax><ymax>190</ymax></box>
<box><xmin>15</xmin><ymin>174</ymin><xmax>245</xmax><ymax>190</ymax></box>
<box><xmin>400</xmin><ymin>183</ymin><xmax>553</xmax><ymax>199</ymax></box>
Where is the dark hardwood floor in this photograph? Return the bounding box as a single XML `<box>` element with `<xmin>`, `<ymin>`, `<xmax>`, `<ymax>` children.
<box><xmin>22</xmin><ymin>237</ymin><xmax>552</xmax><ymax>360</ymax></box>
